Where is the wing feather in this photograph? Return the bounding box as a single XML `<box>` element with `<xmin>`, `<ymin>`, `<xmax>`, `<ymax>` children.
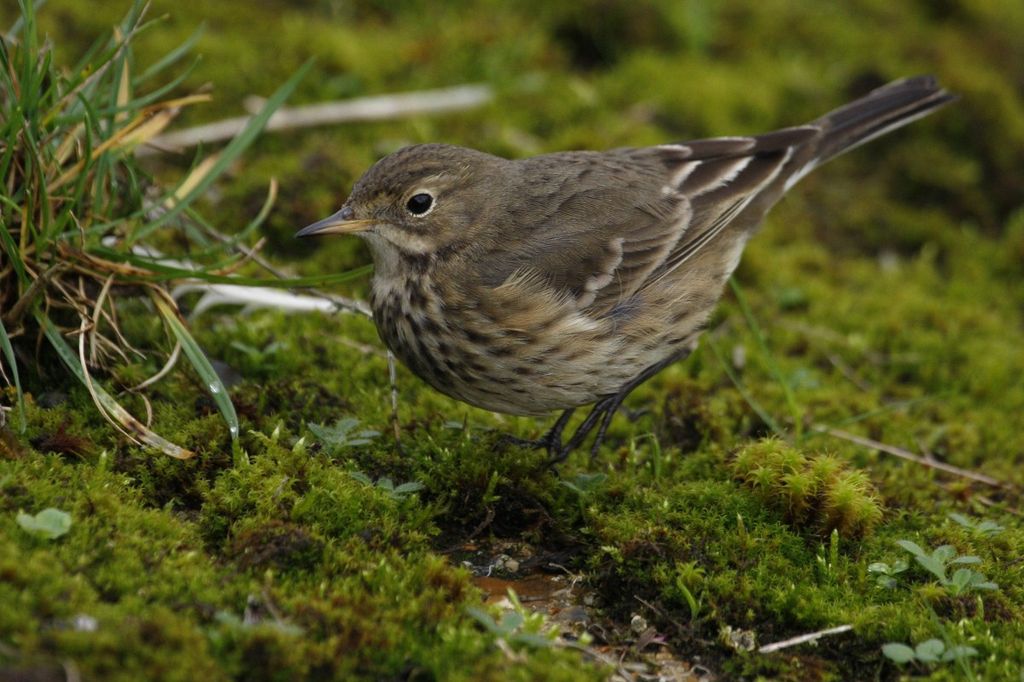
<box><xmin>476</xmin><ymin>78</ymin><xmax>953</xmax><ymax>318</ymax></box>
<box><xmin>483</xmin><ymin>126</ymin><xmax>821</xmax><ymax>315</ymax></box>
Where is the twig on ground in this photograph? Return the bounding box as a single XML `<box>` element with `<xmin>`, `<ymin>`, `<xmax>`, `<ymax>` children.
<box><xmin>812</xmin><ymin>425</ymin><xmax>1006</xmax><ymax>488</ymax></box>
<box><xmin>139</xmin><ymin>84</ymin><xmax>493</xmax><ymax>155</ymax></box>
<box><xmin>758</xmin><ymin>624</ymin><xmax>854</xmax><ymax>654</ymax></box>
<box><xmin>176</xmin><ymin>282</ymin><xmax>371</xmax><ymax>318</ymax></box>
<box><xmin>466</xmin><ymin>506</ymin><xmax>496</xmax><ymax>541</ymax></box>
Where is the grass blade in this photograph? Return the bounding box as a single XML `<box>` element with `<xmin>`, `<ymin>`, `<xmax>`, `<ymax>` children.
<box><xmin>131</xmin><ymin>58</ymin><xmax>314</xmax><ymax>241</ymax></box>
<box><xmin>729</xmin><ymin>277</ymin><xmax>803</xmax><ymax>436</ymax></box>
<box><xmin>152</xmin><ymin>294</ymin><xmax>239</xmax><ymax>440</ymax></box>
<box><xmin>706</xmin><ymin>334</ymin><xmax>785</xmax><ymax>437</ymax></box>
<box><xmin>0</xmin><ymin>317</ymin><xmax>26</xmax><ymax>431</ymax></box>
<box><xmin>0</xmin><ymin>207</ymin><xmax>29</xmax><ymax>284</ymax></box>
<box><xmin>38</xmin><ymin>314</ymin><xmax>193</xmax><ymax>459</ymax></box>
<box><xmin>135</xmin><ymin>25</ymin><xmax>203</xmax><ymax>84</ymax></box>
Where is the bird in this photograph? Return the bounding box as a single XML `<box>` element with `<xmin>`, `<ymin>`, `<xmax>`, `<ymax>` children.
<box><xmin>297</xmin><ymin>75</ymin><xmax>954</xmax><ymax>461</ymax></box>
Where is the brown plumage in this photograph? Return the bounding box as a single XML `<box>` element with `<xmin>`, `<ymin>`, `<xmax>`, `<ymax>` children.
<box><xmin>298</xmin><ymin>76</ymin><xmax>955</xmax><ymax>459</ymax></box>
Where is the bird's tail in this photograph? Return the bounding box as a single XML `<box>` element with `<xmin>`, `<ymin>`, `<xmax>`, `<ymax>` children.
<box><xmin>812</xmin><ymin>75</ymin><xmax>956</xmax><ymax>165</ymax></box>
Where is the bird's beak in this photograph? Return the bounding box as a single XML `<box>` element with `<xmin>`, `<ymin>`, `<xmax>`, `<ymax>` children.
<box><xmin>295</xmin><ymin>208</ymin><xmax>374</xmax><ymax>238</ymax></box>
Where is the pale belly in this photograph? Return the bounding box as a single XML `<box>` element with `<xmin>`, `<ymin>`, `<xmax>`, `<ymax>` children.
<box><xmin>370</xmin><ymin>275</ymin><xmax>707</xmax><ymax>416</ymax></box>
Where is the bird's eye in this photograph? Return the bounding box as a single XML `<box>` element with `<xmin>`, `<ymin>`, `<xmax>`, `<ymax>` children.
<box><xmin>406</xmin><ymin>192</ymin><xmax>434</xmax><ymax>215</ymax></box>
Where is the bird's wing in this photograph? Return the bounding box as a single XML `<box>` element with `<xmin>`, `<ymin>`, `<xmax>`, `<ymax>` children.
<box><xmin>482</xmin><ymin>128</ymin><xmax>819</xmax><ymax>315</ymax></box>
<box><xmin>477</xmin><ymin>149</ymin><xmax>689</xmax><ymax>313</ymax></box>
<box><xmin>646</xmin><ymin>126</ymin><xmax>820</xmax><ymax>285</ymax></box>
<box><xmin>483</xmin><ymin>77</ymin><xmax>953</xmax><ymax>317</ymax></box>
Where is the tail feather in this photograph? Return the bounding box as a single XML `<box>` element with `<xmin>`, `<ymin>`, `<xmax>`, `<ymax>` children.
<box><xmin>813</xmin><ymin>75</ymin><xmax>956</xmax><ymax>164</ymax></box>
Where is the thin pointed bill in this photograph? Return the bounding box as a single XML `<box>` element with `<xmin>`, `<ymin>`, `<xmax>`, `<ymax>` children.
<box><xmin>295</xmin><ymin>209</ymin><xmax>374</xmax><ymax>238</ymax></box>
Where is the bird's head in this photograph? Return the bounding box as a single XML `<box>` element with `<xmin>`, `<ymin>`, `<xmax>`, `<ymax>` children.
<box><xmin>296</xmin><ymin>143</ymin><xmax>507</xmax><ymax>274</ymax></box>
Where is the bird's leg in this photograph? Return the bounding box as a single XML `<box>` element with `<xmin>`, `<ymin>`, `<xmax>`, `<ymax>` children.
<box><xmin>542</xmin><ymin>408</ymin><xmax>576</xmax><ymax>455</ymax></box>
<box><xmin>590</xmin><ymin>398</ymin><xmax>623</xmax><ymax>458</ymax></box>
<box><xmin>549</xmin><ymin>348</ymin><xmax>693</xmax><ymax>463</ymax></box>
<box><xmin>496</xmin><ymin>407</ymin><xmax>575</xmax><ymax>452</ymax></box>
<box><xmin>547</xmin><ymin>397</ymin><xmax>615</xmax><ymax>464</ymax></box>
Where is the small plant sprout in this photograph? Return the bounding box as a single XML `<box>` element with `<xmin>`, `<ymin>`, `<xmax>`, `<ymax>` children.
<box><xmin>867</xmin><ymin>559</ymin><xmax>909</xmax><ymax>589</ymax></box>
<box><xmin>467</xmin><ymin>590</ymin><xmax>574</xmax><ymax>650</ymax></box>
<box><xmin>560</xmin><ymin>472</ymin><xmax>608</xmax><ymax>517</ymax></box>
<box><xmin>628</xmin><ymin>432</ymin><xmax>666</xmax><ymax>479</ymax></box>
<box><xmin>348</xmin><ymin>472</ymin><xmax>424</xmax><ymax>501</ymax></box>
<box><xmin>229</xmin><ymin>340</ymin><xmax>286</xmax><ymax>370</ymax></box>
<box><xmin>816</xmin><ymin>528</ymin><xmax>842</xmax><ymax>581</ymax></box>
<box><xmin>231</xmin><ymin>440</ymin><xmax>251</xmax><ymax>468</ymax></box>
<box><xmin>667</xmin><ymin>561</ymin><xmax>705</xmax><ymax>621</ymax></box>
<box><xmin>559</xmin><ymin>472</ymin><xmax>608</xmax><ymax>497</ymax></box>
<box><xmin>882</xmin><ymin>639</ymin><xmax>977</xmax><ymax>666</ymax></box>
<box><xmin>307</xmin><ymin>418</ymin><xmax>379</xmax><ymax>455</ymax></box>
<box><xmin>735</xmin><ymin>513</ymin><xmax>749</xmax><ymax>548</ymax></box>
<box><xmin>895</xmin><ymin>540</ymin><xmax>998</xmax><ymax>595</ymax></box>
<box><xmin>948</xmin><ymin>513</ymin><xmax>1004</xmax><ymax>537</ymax></box>
<box><xmin>270</xmin><ymin>422</ymin><xmax>284</xmax><ymax>444</ymax></box>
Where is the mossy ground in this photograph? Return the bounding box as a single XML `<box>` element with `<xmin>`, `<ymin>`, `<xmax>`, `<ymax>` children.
<box><xmin>2</xmin><ymin>1</ymin><xmax>1023</xmax><ymax>680</ymax></box>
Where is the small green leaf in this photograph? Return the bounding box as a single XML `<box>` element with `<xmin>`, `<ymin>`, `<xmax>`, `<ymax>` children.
<box><xmin>308</xmin><ymin>418</ymin><xmax>378</xmax><ymax>454</ymax></box>
<box><xmin>564</xmin><ymin>472</ymin><xmax>607</xmax><ymax>495</ymax></box>
<box><xmin>392</xmin><ymin>481</ymin><xmax>425</xmax><ymax>495</ymax></box>
<box><xmin>976</xmin><ymin>520</ymin><xmax>1004</xmax><ymax>535</ymax></box>
<box><xmin>867</xmin><ymin>562</ymin><xmax>890</xmax><ymax>574</ymax></box>
<box><xmin>950</xmin><ymin>555</ymin><xmax>981</xmax><ymax>565</ymax></box>
<box><xmin>949</xmin><ymin>568</ymin><xmax>973</xmax><ymax>594</ymax></box>
<box><xmin>153</xmin><ymin>297</ymin><xmax>238</xmax><ymax>440</ymax></box>
<box><xmin>348</xmin><ymin>471</ymin><xmax>372</xmax><ymax>486</ymax></box>
<box><xmin>948</xmin><ymin>512</ymin><xmax>971</xmax><ymax>527</ymax></box>
<box><xmin>466</xmin><ymin>607</ymin><xmax>499</xmax><ymax>633</ymax></box>
<box><xmin>941</xmin><ymin>645</ymin><xmax>978</xmax><ymax>662</ymax></box>
<box><xmin>895</xmin><ymin>539</ymin><xmax>926</xmax><ymax>557</ymax></box>
<box><xmin>17</xmin><ymin>508</ymin><xmax>72</xmax><ymax>540</ymax></box>
<box><xmin>948</xmin><ymin>513</ymin><xmax>1004</xmax><ymax>536</ymax></box>
<box><xmin>882</xmin><ymin>643</ymin><xmax>916</xmax><ymax>664</ymax></box>
<box><xmin>498</xmin><ymin>611</ymin><xmax>524</xmax><ymax>634</ymax></box>
<box><xmin>914</xmin><ymin>638</ymin><xmax>945</xmax><ymax>663</ymax></box>
<box><xmin>914</xmin><ymin>555</ymin><xmax>948</xmax><ymax>582</ymax></box>
<box><xmin>932</xmin><ymin>545</ymin><xmax>956</xmax><ymax>563</ymax></box>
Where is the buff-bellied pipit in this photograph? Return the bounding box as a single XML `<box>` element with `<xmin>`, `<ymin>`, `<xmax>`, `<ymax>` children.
<box><xmin>298</xmin><ymin>76</ymin><xmax>954</xmax><ymax>461</ymax></box>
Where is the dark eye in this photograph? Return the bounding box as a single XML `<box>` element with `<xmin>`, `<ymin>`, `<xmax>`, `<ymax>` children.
<box><xmin>406</xmin><ymin>192</ymin><xmax>433</xmax><ymax>215</ymax></box>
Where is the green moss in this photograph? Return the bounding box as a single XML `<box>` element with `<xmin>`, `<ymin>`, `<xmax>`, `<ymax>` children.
<box><xmin>731</xmin><ymin>440</ymin><xmax>883</xmax><ymax>538</ymax></box>
<box><xmin>2</xmin><ymin>0</ymin><xmax>1024</xmax><ymax>678</ymax></box>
